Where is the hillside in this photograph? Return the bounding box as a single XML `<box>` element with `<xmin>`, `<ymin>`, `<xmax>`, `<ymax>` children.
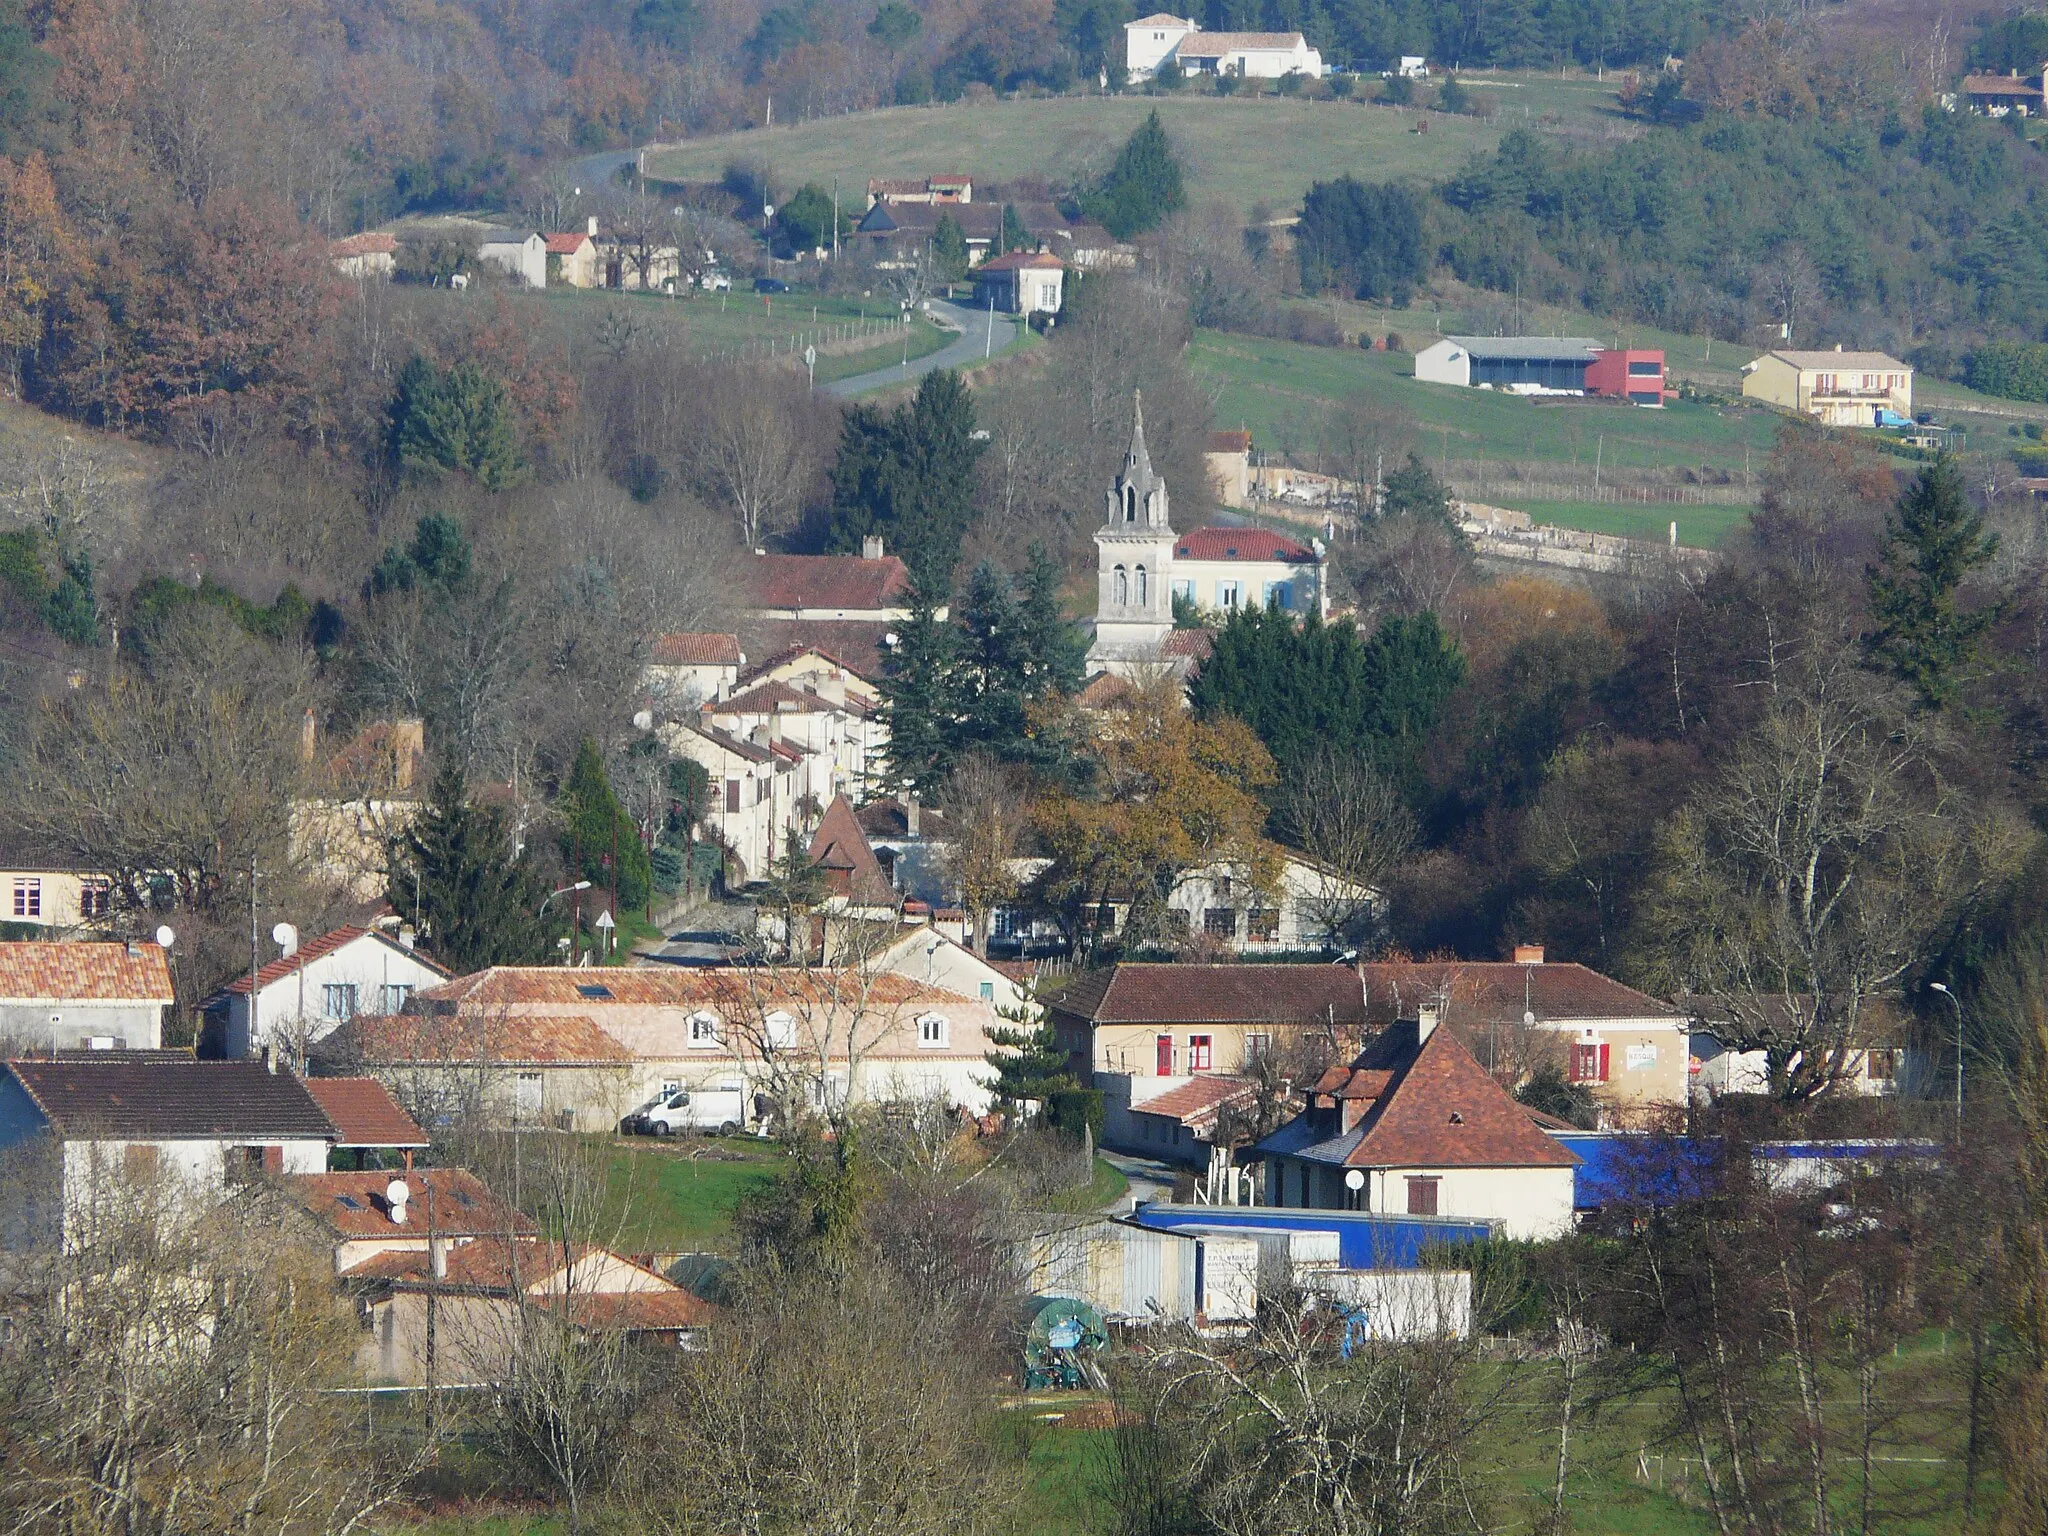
<box><xmin>645</xmin><ymin>95</ymin><xmax>1503</xmax><ymax>218</ymax></box>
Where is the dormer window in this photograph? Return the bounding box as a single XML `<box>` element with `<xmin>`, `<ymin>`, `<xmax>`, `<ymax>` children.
<box><xmin>688</xmin><ymin>1012</ymin><xmax>721</xmax><ymax>1048</ymax></box>
<box><xmin>917</xmin><ymin>1013</ymin><xmax>949</xmax><ymax>1049</ymax></box>
<box><xmin>765</xmin><ymin>1011</ymin><xmax>797</xmax><ymax>1049</ymax></box>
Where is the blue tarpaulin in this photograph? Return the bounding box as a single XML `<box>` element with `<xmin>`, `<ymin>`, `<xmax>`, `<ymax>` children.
<box><xmin>1130</xmin><ymin>1203</ymin><xmax>1496</xmax><ymax>1269</ymax></box>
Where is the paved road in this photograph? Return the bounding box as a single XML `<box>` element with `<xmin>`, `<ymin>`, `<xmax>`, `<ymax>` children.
<box><xmin>822</xmin><ymin>298</ymin><xmax>1020</xmax><ymax>398</ymax></box>
<box><xmin>568</xmin><ymin>148</ymin><xmax>637</xmax><ymax>193</ymax></box>
<box><xmin>1099</xmin><ymin>1149</ymin><xmax>1177</xmax><ymax>1213</ymax></box>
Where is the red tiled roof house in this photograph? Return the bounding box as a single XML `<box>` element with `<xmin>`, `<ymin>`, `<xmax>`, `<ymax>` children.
<box><xmin>206</xmin><ymin>925</ymin><xmax>451</xmax><ymax>1062</ymax></box>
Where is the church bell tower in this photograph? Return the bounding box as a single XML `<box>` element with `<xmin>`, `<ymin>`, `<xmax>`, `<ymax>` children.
<box><xmin>1085</xmin><ymin>392</ymin><xmax>1178</xmax><ymax>678</ymax></box>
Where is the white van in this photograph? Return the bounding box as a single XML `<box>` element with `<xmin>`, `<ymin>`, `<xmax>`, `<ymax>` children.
<box><xmin>631</xmin><ymin>1083</ymin><xmax>746</xmax><ymax>1137</ymax></box>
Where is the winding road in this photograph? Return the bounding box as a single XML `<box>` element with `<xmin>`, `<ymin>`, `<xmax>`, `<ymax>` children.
<box><xmin>822</xmin><ymin>298</ymin><xmax>1020</xmax><ymax>397</ymax></box>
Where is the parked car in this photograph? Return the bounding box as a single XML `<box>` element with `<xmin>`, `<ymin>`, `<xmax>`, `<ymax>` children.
<box><xmin>699</xmin><ymin>269</ymin><xmax>731</xmax><ymax>292</ymax></box>
<box><xmin>628</xmin><ymin>1084</ymin><xmax>747</xmax><ymax>1137</ymax></box>
<box><xmin>754</xmin><ymin>276</ymin><xmax>789</xmax><ymax>294</ymax></box>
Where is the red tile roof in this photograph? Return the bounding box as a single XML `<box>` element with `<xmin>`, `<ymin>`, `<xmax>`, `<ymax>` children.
<box><xmin>322</xmin><ymin>1011</ymin><xmax>633</xmax><ymax>1066</ymax></box>
<box><xmin>303</xmin><ymin>1077</ymin><xmax>429</xmax><ymax>1147</ymax></box>
<box><xmin>359</xmin><ymin>1238</ymin><xmax>713</xmax><ymax>1327</ymax></box>
<box><xmin>1174</xmin><ymin>30</ymin><xmax>1310</xmax><ymax>55</ymax></box>
<box><xmin>289</xmin><ymin>1168</ymin><xmax>530</xmax><ymax>1238</ymax></box>
<box><xmin>1161</xmin><ymin>629</ymin><xmax>1214</xmax><ymax>661</ymax></box>
<box><xmin>977</xmin><ymin>250</ymin><xmax>1064</xmax><ymax>272</ymax></box>
<box><xmin>0</xmin><ymin>941</ymin><xmax>174</xmax><ymax>1002</ymax></box>
<box><xmin>740</xmin><ymin>639</ymin><xmax>880</xmax><ymax>686</ymax></box>
<box><xmin>737</xmin><ymin>619</ymin><xmax>898</xmax><ymax>678</ymax></box>
<box><xmin>752</xmin><ymin>553</ymin><xmax>912</xmax><ymax>613</ymax></box>
<box><xmin>712</xmin><ymin>678</ymin><xmax>848</xmax><ymax>716</ymax></box>
<box><xmin>330</xmin><ymin>232</ymin><xmax>399</xmax><ymax>257</ymax></box>
<box><xmin>807</xmin><ymin>794</ymin><xmax>895</xmax><ymax>906</ymax></box>
<box><xmin>1207</xmin><ymin>431</ymin><xmax>1253</xmax><ymax>454</ymax></box>
<box><xmin>1051</xmin><ymin>963</ymin><xmax>1368</xmax><ymax>1027</ymax></box>
<box><xmin>6</xmin><ymin>1054</ymin><xmax>335</xmax><ymax>1140</ymax></box>
<box><xmin>545</xmin><ymin>232</ymin><xmax>593</xmax><ymax>254</ymax></box>
<box><xmin>1357</xmin><ymin>961</ymin><xmax>1680</xmax><ymax>1028</ymax></box>
<box><xmin>535</xmin><ymin>1288</ymin><xmax>718</xmax><ymax>1330</ymax></box>
<box><xmin>220</xmin><ymin>926</ymin><xmax>448</xmax><ymax>996</ymax></box>
<box><xmin>1172</xmin><ymin>527</ymin><xmax>1317</xmax><ymax>562</ymax></box>
<box><xmin>1344</xmin><ymin>1025</ymin><xmax>1579</xmax><ymax>1168</ymax></box>
<box><xmin>414</xmin><ymin>965</ymin><xmax>964</xmax><ymax>1015</ymax></box>
<box><xmin>650</xmin><ymin>632</ymin><xmax>742</xmax><ymax>667</ymax></box>
<box><xmin>1133</xmin><ymin>1074</ymin><xmax>1258</xmax><ymax>1128</ymax></box>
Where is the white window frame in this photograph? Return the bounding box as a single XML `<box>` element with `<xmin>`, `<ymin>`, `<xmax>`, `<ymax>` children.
<box><xmin>322</xmin><ymin>983</ymin><xmax>359</xmax><ymax>1021</ymax></box>
<box><xmin>916</xmin><ymin>1013</ymin><xmax>949</xmax><ymax>1050</ymax></box>
<box><xmin>1216</xmin><ymin>581</ymin><xmax>1240</xmax><ymax>610</ymax></box>
<box><xmin>764</xmin><ymin>1010</ymin><xmax>797</xmax><ymax>1049</ymax></box>
<box><xmin>12</xmin><ymin>877</ymin><xmax>40</xmax><ymax>918</ymax></box>
<box><xmin>381</xmin><ymin>983</ymin><xmax>412</xmax><ymax>1014</ymax></box>
<box><xmin>688</xmin><ymin>1011</ymin><xmax>722</xmax><ymax>1049</ymax></box>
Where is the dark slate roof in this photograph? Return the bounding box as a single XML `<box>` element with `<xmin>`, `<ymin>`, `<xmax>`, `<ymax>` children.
<box><xmin>6</xmin><ymin>1055</ymin><xmax>338</xmax><ymax>1140</ymax></box>
<box><xmin>1358</xmin><ymin>961</ymin><xmax>1681</xmax><ymax>1028</ymax></box>
<box><xmin>1442</xmin><ymin>335</ymin><xmax>1601</xmax><ymax>361</ymax></box>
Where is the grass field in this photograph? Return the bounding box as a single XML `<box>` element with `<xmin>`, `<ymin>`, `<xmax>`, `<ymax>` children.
<box><xmin>1191</xmin><ymin>331</ymin><xmax>1779</xmax><ymax>474</ymax></box>
<box><xmin>1037</xmin><ymin>1156</ymin><xmax>1132</xmax><ymax>1215</ymax></box>
<box><xmin>1496</xmin><ymin>499</ymin><xmax>1755</xmax><ymax>549</ymax></box>
<box><xmin>646</xmin><ymin>95</ymin><xmax>1501</xmax><ymax>219</ymax></box>
<box><xmin>540</xmin><ymin>285</ymin><xmax>951</xmax><ymax>372</ymax></box>
<box><xmin>595</xmin><ymin>1135</ymin><xmax>790</xmax><ymax>1251</ymax></box>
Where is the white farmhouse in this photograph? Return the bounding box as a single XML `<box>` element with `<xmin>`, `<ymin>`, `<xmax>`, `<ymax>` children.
<box><xmin>208</xmin><ymin>925</ymin><xmax>452</xmax><ymax>1061</ymax></box>
<box><xmin>1124</xmin><ymin>13</ymin><xmax>1323</xmax><ymax>79</ymax></box>
<box><xmin>477</xmin><ymin>229</ymin><xmax>547</xmax><ymax>289</ymax></box>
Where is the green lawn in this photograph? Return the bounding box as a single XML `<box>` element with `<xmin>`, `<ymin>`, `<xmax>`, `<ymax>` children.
<box><xmin>1038</xmin><ymin>1156</ymin><xmax>1132</xmax><ymax>1215</ymax></box>
<box><xmin>1190</xmin><ymin>330</ymin><xmax>1781</xmax><ymax>480</ymax></box>
<box><xmin>647</xmin><ymin>95</ymin><xmax>1500</xmax><ymax>220</ymax></box>
<box><xmin>594</xmin><ymin>1135</ymin><xmax>790</xmax><ymax>1252</ymax></box>
<box><xmin>541</xmin><ymin>285</ymin><xmax>950</xmax><ymax>371</ymax></box>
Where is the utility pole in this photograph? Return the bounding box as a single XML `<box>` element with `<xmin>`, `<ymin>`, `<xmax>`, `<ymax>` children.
<box><xmin>832</xmin><ymin>179</ymin><xmax>840</xmax><ymax>261</ymax></box>
<box><xmin>248</xmin><ymin>853</ymin><xmax>259</xmax><ymax>1058</ymax></box>
<box><xmin>985</xmin><ymin>289</ymin><xmax>996</xmax><ymax>358</ymax></box>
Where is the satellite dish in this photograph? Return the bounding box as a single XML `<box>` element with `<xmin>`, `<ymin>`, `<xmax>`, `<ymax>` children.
<box><xmin>1523</xmin><ymin>1009</ymin><xmax>1536</xmax><ymax>1028</ymax></box>
<box><xmin>1344</xmin><ymin>1169</ymin><xmax>1366</xmax><ymax>1191</ymax></box>
<box><xmin>272</xmin><ymin>922</ymin><xmax>299</xmax><ymax>957</ymax></box>
<box><xmin>385</xmin><ymin>1178</ymin><xmax>410</xmax><ymax>1224</ymax></box>
<box><xmin>154</xmin><ymin>925</ymin><xmax>175</xmax><ymax>950</ymax></box>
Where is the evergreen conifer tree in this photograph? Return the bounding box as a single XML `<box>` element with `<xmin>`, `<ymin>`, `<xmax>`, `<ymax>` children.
<box><xmin>983</xmin><ymin>999</ymin><xmax>1077</xmax><ymax>1109</ymax></box>
<box><xmin>1000</xmin><ymin>202</ymin><xmax>1029</xmax><ymax>254</ymax></box>
<box><xmin>880</xmin><ymin>594</ymin><xmax>966</xmax><ymax>794</ymax></box>
<box><xmin>956</xmin><ymin>560</ymin><xmax>1029</xmax><ymax>750</ymax></box>
<box><xmin>390</xmin><ymin>358</ymin><xmax>525</xmax><ymax>490</ymax></box>
<box><xmin>388</xmin><ymin>763</ymin><xmax>552</xmax><ymax>971</ymax></box>
<box><xmin>931</xmin><ymin>213</ymin><xmax>969</xmax><ymax>281</ymax></box>
<box><xmin>1086</xmin><ymin>109</ymin><xmax>1186</xmax><ymax>238</ymax></box>
<box><xmin>1865</xmin><ymin>456</ymin><xmax>2000</xmax><ymax>707</ymax></box>
<box><xmin>825</xmin><ymin>368</ymin><xmax>985</xmax><ymax>594</ymax></box>
<box><xmin>560</xmin><ymin>737</ymin><xmax>653</xmax><ymax>914</ymax></box>
<box><xmin>1018</xmin><ymin>540</ymin><xmax>1087</xmax><ymax>697</ymax></box>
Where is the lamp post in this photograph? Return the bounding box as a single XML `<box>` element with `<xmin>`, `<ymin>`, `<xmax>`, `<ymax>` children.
<box><xmin>1930</xmin><ymin>981</ymin><xmax>1963</xmax><ymax>1140</ymax></box>
<box><xmin>541</xmin><ymin>881</ymin><xmax>592</xmax><ymax>965</ymax></box>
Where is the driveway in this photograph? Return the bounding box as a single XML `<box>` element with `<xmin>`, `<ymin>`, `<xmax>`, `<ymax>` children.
<box><xmin>822</xmin><ymin>298</ymin><xmax>1020</xmax><ymax>398</ymax></box>
<box><xmin>1099</xmin><ymin>1149</ymin><xmax>1178</xmax><ymax>1213</ymax></box>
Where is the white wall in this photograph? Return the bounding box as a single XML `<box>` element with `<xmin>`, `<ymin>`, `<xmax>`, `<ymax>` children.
<box><xmin>0</xmin><ymin>1001</ymin><xmax>163</xmax><ymax>1051</ymax></box>
<box><xmin>1169</xmin><ymin>557</ymin><xmax>1322</xmax><ymax>618</ymax></box>
<box><xmin>1125</xmin><ymin>16</ymin><xmax>1196</xmax><ymax>76</ymax></box>
<box><xmin>228</xmin><ymin>936</ymin><xmax>450</xmax><ymax>1058</ymax></box>
<box><xmin>1414</xmin><ymin>339</ymin><xmax>1470</xmax><ymax>386</ymax></box>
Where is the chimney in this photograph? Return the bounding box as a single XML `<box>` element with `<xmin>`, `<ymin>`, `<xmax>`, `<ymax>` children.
<box><xmin>1834</xmin><ymin>342</ymin><xmax>1843</xmax><ymax>352</ymax></box>
<box><xmin>392</xmin><ymin>719</ymin><xmax>425</xmax><ymax>792</ymax></box>
<box><xmin>906</xmin><ymin>793</ymin><xmax>920</xmax><ymax>837</ymax></box>
<box><xmin>261</xmin><ymin>1044</ymin><xmax>277</xmax><ymax>1074</ymax></box>
<box><xmin>587</xmin><ymin>215</ymin><xmax>599</xmax><ymax>237</ymax></box>
<box><xmin>124</xmin><ymin>940</ymin><xmax>139</xmax><ymax>959</ymax></box>
<box><xmin>862</xmin><ymin>534</ymin><xmax>884</xmax><ymax>560</ymax></box>
<box><xmin>300</xmin><ymin>707</ymin><xmax>317</xmax><ymax>764</ymax></box>
<box><xmin>1417</xmin><ymin>1005</ymin><xmax>1439</xmax><ymax>1044</ymax></box>
<box><xmin>429</xmin><ymin>1235</ymin><xmax>448</xmax><ymax>1280</ymax></box>
<box><xmin>398</xmin><ymin>924</ymin><xmax>417</xmax><ymax>951</ymax></box>
<box><xmin>1513</xmin><ymin>943</ymin><xmax>1545</xmax><ymax>965</ymax></box>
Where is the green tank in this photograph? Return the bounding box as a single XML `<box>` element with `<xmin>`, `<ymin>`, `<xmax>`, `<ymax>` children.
<box><xmin>1022</xmin><ymin>1295</ymin><xmax>1108</xmax><ymax>1390</ymax></box>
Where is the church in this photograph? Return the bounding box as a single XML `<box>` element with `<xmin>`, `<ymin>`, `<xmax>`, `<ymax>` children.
<box><xmin>1085</xmin><ymin>393</ymin><xmax>1328</xmax><ymax>681</ymax></box>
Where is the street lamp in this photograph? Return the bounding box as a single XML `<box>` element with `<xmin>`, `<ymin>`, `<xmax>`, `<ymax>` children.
<box><xmin>540</xmin><ymin>879</ymin><xmax>592</xmax><ymax>918</ymax></box>
<box><xmin>1930</xmin><ymin>981</ymin><xmax>1963</xmax><ymax>1139</ymax></box>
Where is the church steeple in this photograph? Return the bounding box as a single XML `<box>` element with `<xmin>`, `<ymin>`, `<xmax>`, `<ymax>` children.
<box><xmin>1106</xmin><ymin>391</ymin><xmax>1171</xmax><ymax>530</ymax></box>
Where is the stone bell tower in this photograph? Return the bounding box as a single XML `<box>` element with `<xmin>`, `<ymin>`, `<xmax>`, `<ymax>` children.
<box><xmin>1085</xmin><ymin>392</ymin><xmax>1178</xmax><ymax>678</ymax></box>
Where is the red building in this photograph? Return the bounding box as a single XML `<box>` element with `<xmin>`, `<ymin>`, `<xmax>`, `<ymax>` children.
<box><xmin>1585</xmin><ymin>348</ymin><xmax>1667</xmax><ymax>406</ymax></box>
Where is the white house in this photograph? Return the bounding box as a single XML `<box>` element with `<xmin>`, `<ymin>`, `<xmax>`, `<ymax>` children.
<box><xmin>0</xmin><ymin>1054</ymin><xmax>340</xmax><ymax>1246</ymax></box>
<box><xmin>208</xmin><ymin>925</ymin><xmax>452</xmax><ymax>1061</ymax></box>
<box><xmin>0</xmin><ymin>940</ymin><xmax>175</xmax><ymax>1051</ymax></box>
<box><xmin>973</xmin><ymin>250</ymin><xmax>1065</xmax><ymax>316</ymax></box>
<box><xmin>330</xmin><ymin>232</ymin><xmax>399</xmax><ymax>279</ymax></box>
<box><xmin>664</xmin><ymin>721</ymin><xmax>799</xmax><ymax>883</ymax></box>
<box><xmin>1251</xmin><ymin>1013</ymin><xmax>1581</xmax><ymax>1241</ymax></box>
<box><xmin>1124</xmin><ymin>14</ymin><xmax>1323</xmax><ymax>78</ymax></box>
<box><xmin>643</xmin><ymin>632</ymin><xmax>743</xmax><ymax>712</ymax></box>
<box><xmin>477</xmin><ymin>229</ymin><xmax>547</xmax><ymax>289</ymax></box>
<box><xmin>1086</xmin><ymin>394</ymin><xmax>1326</xmax><ymax>680</ymax></box>
<box><xmin>872</xmin><ymin>927</ymin><xmax>1039</xmax><ymax>1021</ymax></box>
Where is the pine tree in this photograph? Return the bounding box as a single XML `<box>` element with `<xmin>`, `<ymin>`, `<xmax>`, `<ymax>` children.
<box><xmin>390</xmin><ymin>358</ymin><xmax>525</xmax><ymax>490</ymax></box>
<box><xmin>1018</xmin><ymin>540</ymin><xmax>1087</xmax><ymax>697</ymax></box>
<box><xmin>388</xmin><ymin>763</ymin><xmax>552</xmax><ymax>972</ymax></box>
<box><xmin>1000</xmin><ymin>202</ymin><xmax>1029</xmax><ymax>255</ymax></box>
<box><xmin>983</xmin><ymin>999</ymin><xmax>1076</xmax><ymax>1110</ymax></box>
<box><xmin>931</xmin><ymin>213</ymin><xmax>969</xmax><ymax>281</ymax></box>
<box><xmin>1381</xmin><ymin>453</ymin><xmax>1455</xmax><ymax>526</ymax></box>
<box><xmin>956</xmin><ymin>560</ymin><xmax>1029</xmax><ymax>750</ymax></box>
<box><xmin>1086</xmin><ymin>108</ymin><xmax>1186</xmax><ymax>238</ymax></box>
<box><xmin>825</xmin><ymin>368</ymin><xmax>985</xmax><ymax>595</ymax></box>
<box><xmin>560</xmin><ymin>737</ymin><xmax>653</xmax><ymax>914</ymax></box>
<box><xmin>1865</xmin><ymin>456</ymin><xmax>2000</xmax><ymax>707</ymax></box>
<box><xmin>880</xmin><ymin>594</ymin><xmax>965</xmax><ymax>794</ymax></box>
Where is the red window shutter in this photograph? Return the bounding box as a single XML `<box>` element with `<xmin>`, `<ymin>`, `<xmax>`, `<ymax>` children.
<box><xmin>1156</xmin><ymin>1035</ymin><xmax>1173</xmax><ymax>1075</ymax></box>
<box><xmin>1598</xmin><ymin>1043</ymin><xmax>1611</xmax><ymax>1083</ymax></box>
<box><xmin>725</xmin><ymin>779</ymin><xmax>740</xmax><ymax>813</ymax></box>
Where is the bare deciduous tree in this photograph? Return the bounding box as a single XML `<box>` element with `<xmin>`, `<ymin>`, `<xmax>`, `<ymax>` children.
<box><xmin>938</xmin><ymin>751</ymin><xmax>1028</xmax><ymax>955</ymax></box>
<box><xmin>685</xmin><ymin>365</ymin><xmax>819</xmax><ymax>550</ymax></box>
<box><xmin>1277</xmin><ymin>746</ymin><xmax>1417</xmax><ymax>953</ymax></box>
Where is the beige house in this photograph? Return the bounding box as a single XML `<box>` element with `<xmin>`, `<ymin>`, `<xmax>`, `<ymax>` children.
<box><xmin>642</xmin><ymin>632</ymin><xmax>744</xmax><ymax>712</ymax></box>
<box><xmin>1741</xmin><ymin>347</ymin><xmax>1913</xmax><ymax>427</ymax></box>
<box><xmin>1205</xmin><ymin>430</ymin><xmax>1252</xmax><ymax>508</ymax></box>
<box><xmin>546</xmin><ymin>227</ymin><xmax>601</xmax><ymax>288</ymax></box>
<box><xmin>973</xmin><ymin>251</ymin><xmax>1064</xmax><ymax>316</ymax></box>
<box><xmin>0</xmin><ymin>866</ymin><xmax>115</xmax><ymax>933</ymax></box>
<box><xmin>0</xmin><ymin>940</ymin><xmax>175</xmax><ymax>1050</ymax></box>
<box><xmin>320</xmin><ymin>964</ymin><xmax>1006</xmax><ymax>1134</ymax></box>
<box><xmin>329</xmin><ymin>232</ymin><xmax>398</xmax><ymax>279</ymax></box>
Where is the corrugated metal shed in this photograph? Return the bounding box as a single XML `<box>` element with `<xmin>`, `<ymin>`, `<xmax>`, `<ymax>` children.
<box><xmin>1131</xmin><ymin>1203</ymin><xmax>1495</xmax><ymax>1270</ymax></box>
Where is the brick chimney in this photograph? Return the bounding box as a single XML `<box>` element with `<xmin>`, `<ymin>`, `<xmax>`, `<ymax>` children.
<box><xmin>1513</xmin><ymin>943</ymin><xmax>1545</xmax><ymax>965</ymax></box>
